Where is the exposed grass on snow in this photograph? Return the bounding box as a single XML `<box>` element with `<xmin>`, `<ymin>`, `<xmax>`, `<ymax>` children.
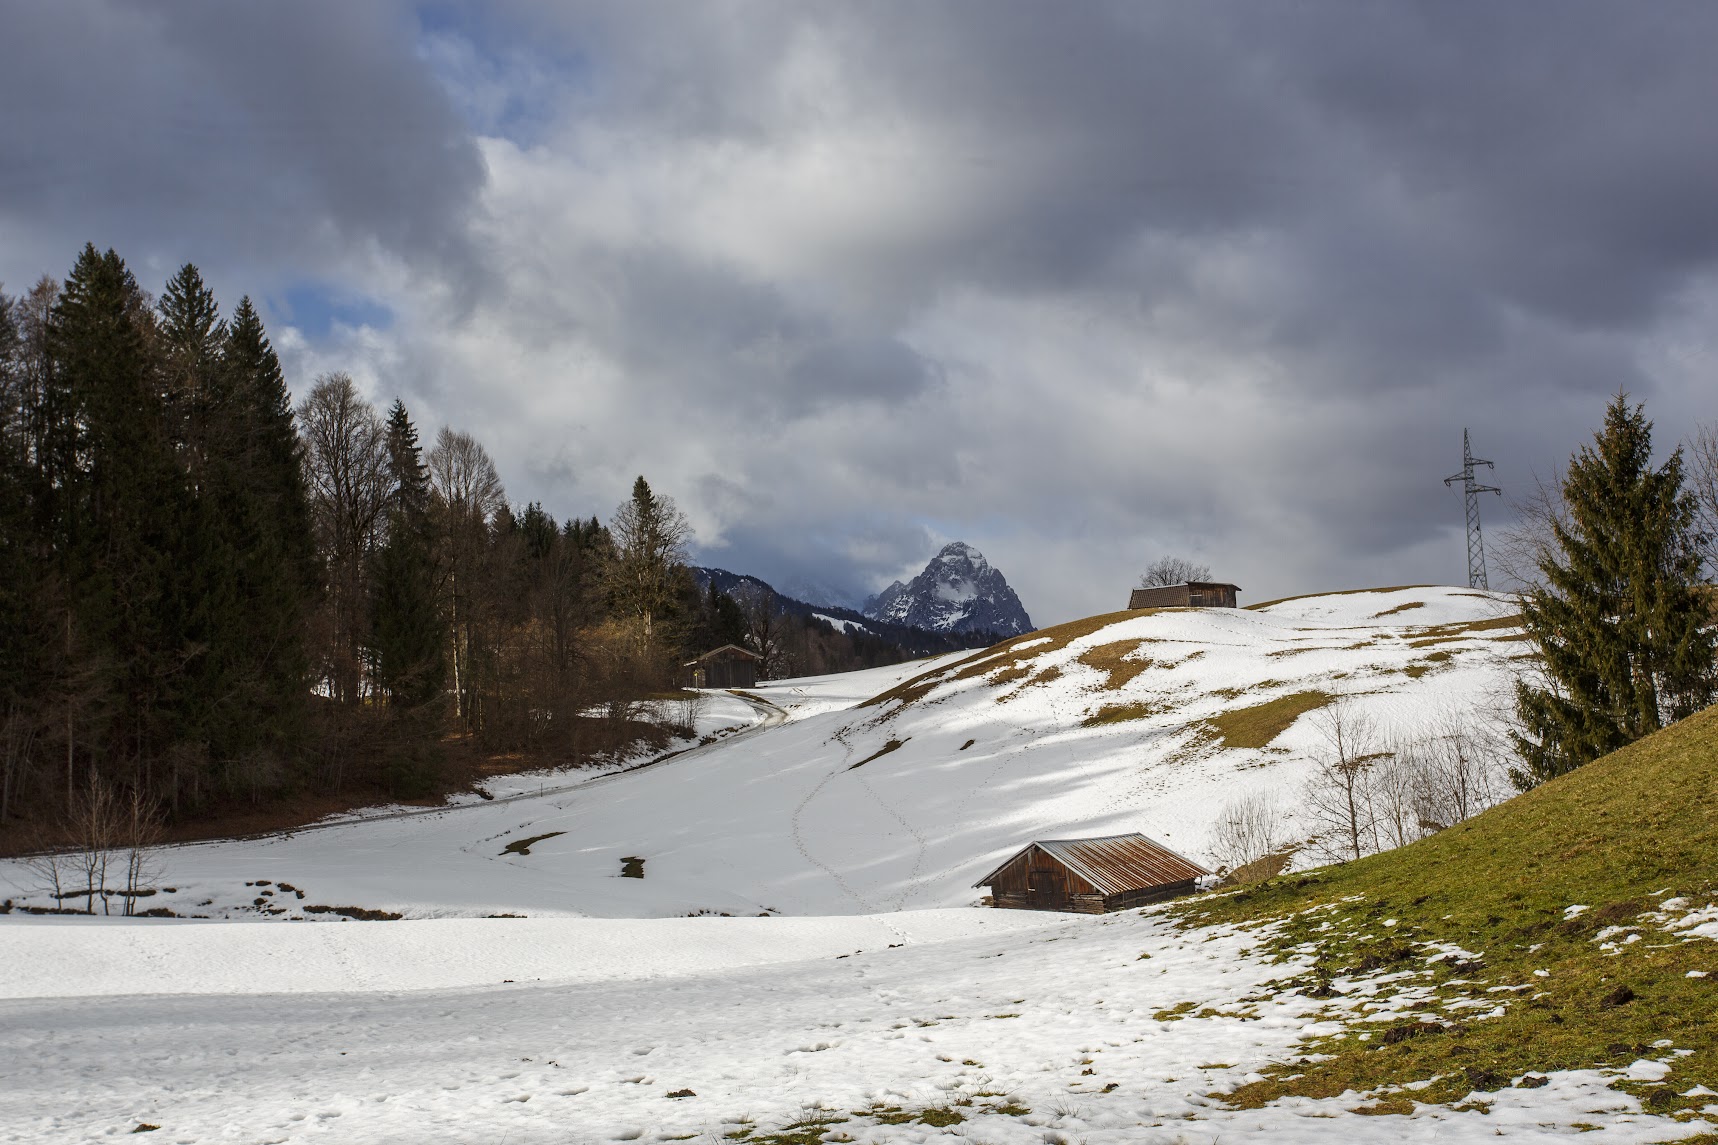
<box><xmin>1247</xmin><ymin>585</ymin><xmax>1437</xmax><ymax>610</ymax></box>
<box><xmin>1075</xmin><ymin>638</ymin><xmax>1157</xmax><ymax>691</ymax></box>
<box><xmin>847</xmin><ymin>738</ymin><xmax>907</xmax><ymax>770</ymax></box>
<box><xmin>500</xmin><ymin>831</ymin><xmax>564</xmax><ymax>856</ymax></box>
<box><xmin>1405</xmin><ymin>613</ymin><xmax>1523</xmax><ymax>647</ymax></box>
<box><xmin>1082</xmin><ymin>701</ymin><xmax>1166</xmax><ymax>728</ymax></box>
<box><xmin>1173</xmin><ymin>703</ymin><xmax>1718</xmax><ymax>1116</ymax></box>
<box><xmin>1200</xmin><ymin>691</ymin><xmax>1335</xmax><ymax>750</ymax></box>
<box><xmin>858</xmin><ymin>610</ymin><xmax>1148</xmax><ymax>711</ymax></box>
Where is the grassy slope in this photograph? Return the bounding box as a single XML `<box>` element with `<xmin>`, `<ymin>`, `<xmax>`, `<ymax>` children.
<box><xmin>1176</xmin><ymin>703</ymin><xmax>1718</xmax><ymax>1119</ymax></box>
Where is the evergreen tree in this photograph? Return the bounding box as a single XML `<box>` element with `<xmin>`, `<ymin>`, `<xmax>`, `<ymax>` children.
<box><xmin>157</xmin><ymin>263</ymin><xmax>225</xmax><ymax>469</ymax></box>
<box><xmin>606</xmin><ymin>476</ymin><xmax>690</xmax><ymax>653</ymax></box>
<box><xmin>1513</xmin><ymin>395</ymin><xmax>1717</xmax><ymax>787</ymax></box>
<box><xmin>216</xmin><ymin>297</ymin><xmax>319</xmax><ymax>766</ymax></box>
<box><xmin>371</xmin><ymin>400</ymin><xmax>444</xmax><ymax>710</ymax></box>
<box><xmin>154</xmin><ymin>265</ymin><xmax>238</xmax><ymax>796</ymax></box>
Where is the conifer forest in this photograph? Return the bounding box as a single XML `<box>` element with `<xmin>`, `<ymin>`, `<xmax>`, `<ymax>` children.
<box><xmin>0</xmin><ymin>246</ymin><xmax>938</xmax><ymax>846</ymax></box>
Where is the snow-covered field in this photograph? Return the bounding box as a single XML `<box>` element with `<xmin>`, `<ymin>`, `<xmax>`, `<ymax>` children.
<box><xmin>9</xmin><ymin>587</ymin><xmax>1689</xmax><ymax>1143</ymax></box>
<box><xmin>2</xmin><ymin>586</ymin><xmax>1527</xmax><ymax>923</ymax></box>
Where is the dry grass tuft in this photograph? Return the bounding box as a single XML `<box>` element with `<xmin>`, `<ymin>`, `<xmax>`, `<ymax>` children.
<box><xmin>1082</xmin><ymin>701</ymin><xmax>1165</xmax><ymax>727</ymax></box>
<box><xmin>1201</xmin><ymin>691</ymin><xmax>1335</xmax><ymax>750</ymax></box>
<box><xmin>858</xmin><ymin>610</ymin><xmax>1149</xmax><ymax>711</ymax></box>
<box><xmin>1076</xmin><ymin>639</ymin><xmax>1157</xmax><ymax>692</ymax></box>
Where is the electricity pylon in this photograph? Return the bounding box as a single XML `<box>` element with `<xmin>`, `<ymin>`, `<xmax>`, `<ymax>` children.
<box><xmin>1444</xmin><ymin>428</ymin><xmax>1502</xmax><ymax>590</ymax></box>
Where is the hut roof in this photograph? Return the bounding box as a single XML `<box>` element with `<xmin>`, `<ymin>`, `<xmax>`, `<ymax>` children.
<box><xmin>972</xmin><ymin>832</ymin><xmax>1210</xmax><ymax>894</ymax></box>
<box><xmin>683</xmin><ymin>644</ymin><xmax>764</xmax><ymax>667</ymax></box>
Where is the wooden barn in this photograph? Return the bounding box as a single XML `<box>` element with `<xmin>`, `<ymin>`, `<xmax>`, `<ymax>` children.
<box><xmin>682</xmin><ymin>644</ymin><xmax>764</xmax><ymax>689</ymax></box>
<box><xmin>1128</xmin><ymin>581</ymin><xmax>1240</xmax><ymax>610</ymax></box>
<box><xmin>974</xmin><ymin>833</ymin><xmax>1210</xmax><ymax>914</ymax></box>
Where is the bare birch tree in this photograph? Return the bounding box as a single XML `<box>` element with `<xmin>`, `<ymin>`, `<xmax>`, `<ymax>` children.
<box><xmin>428</xmin><ymin>427</ymin><xmax>507</xmax><ymax>729</ymax></box>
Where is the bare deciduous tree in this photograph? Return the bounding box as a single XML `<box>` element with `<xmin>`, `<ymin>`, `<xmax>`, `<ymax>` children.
<box><xmin>65</xmin><ymin>776</ymin><xmax>122</xmax><ymax>914</ymax></box>
<box><xmin>119</xmin><ymin>787</ymin><xmax>165</xmax><ymax>916</ymax></box>
<box><xmin>429</xmin><ymin>427</ymin><xmax>508</xmax><ymax>727</ymax></box>
<box><xmin>1689</xmin><ymin>422</ymin><xmax>1718</xmax><ymax>581</ymax></box>
<box><xmin>1409</xmin><ymin>708</ymin><xmax>1508</xmax><ymax>832</ymax></box>
<box><xmin>733</xmin><ymin>581</ymin><xmax>789</xmax><ymax>680</ymax></box>
<box><xmin>297</xmin><ymin>374</ymin><xmax>388</xmax><ymax>703</ymax></box>
<box><xmin>1300</xmin><ymin>699</ymin><xmax>1381</xmax><ymax>862</ymax></box>
<box><xmin>1208</xmin><ymin>790</ymin><xmax>1288</xmax><ymax>878</ymax></box>
<box><xmin>1139</xmin><ymin>556</ymin><xmax>1212</xmax><ymax>588</ymax></box>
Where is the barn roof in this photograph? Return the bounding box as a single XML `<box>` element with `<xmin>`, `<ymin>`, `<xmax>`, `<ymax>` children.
<box><xmin>972</xmin><ymin>832</ymin><xmax>1210</xmax><ymax>894</ymax></box>
<box><xmin>683</xmin><ymin>644</ymin><xmax>764</xmax><ymax>666</ymax></box>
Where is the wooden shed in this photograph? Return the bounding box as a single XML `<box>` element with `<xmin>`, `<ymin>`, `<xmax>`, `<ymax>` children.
<box><xmin>682</xmin><ymin>644</ymin><xmax>764</xmax><ymax>689</ymax></box>
<box><xmin>974</xmin><ymin>833</ymin><xmax>1210</xmax><ymax>914</ymax></box>
<box><xmin>1128</xmin><ymin>581</ymin><xmax>1240</xmax><ymax>610</ymax></box>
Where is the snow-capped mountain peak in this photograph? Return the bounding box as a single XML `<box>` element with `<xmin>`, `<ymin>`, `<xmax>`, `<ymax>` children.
<box><xmin>863</xmin><ymin>541</ymin><xmax>1033</xmax><ymax>636</ymax></box>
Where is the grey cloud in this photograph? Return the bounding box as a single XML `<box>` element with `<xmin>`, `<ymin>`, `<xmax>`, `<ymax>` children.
<box><xmin>11</xmin><ymin>2</ymin><xmax>1718</xmax><ymax>624</ymax></box>
<box><xmin>0</xmin><ymin>0</ymin><xmax>484</xmax><ymax>290</ymax></box>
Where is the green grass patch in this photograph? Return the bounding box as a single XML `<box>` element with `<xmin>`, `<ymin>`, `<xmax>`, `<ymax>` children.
<box><xmin>1171</xmin><ymin>703</ymin><xmax>1718</xmax><ymax>1114</ymax></box>
<box><xmin>500</xmin><ymin>831</ymin><xmax>565</xmax><ymax>856</ymax></box>
<box><xmin>848</xmin><ymin>738</ymin><xmax>908</xmax><ymax>770</ymax></box>
<box><xmin>1201</xmin><ymin>691</ymin><xmax>1335</xmax><ymax>750</ymax></box>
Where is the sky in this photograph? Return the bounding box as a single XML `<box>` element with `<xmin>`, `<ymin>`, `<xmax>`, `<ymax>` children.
<box><xmin>4</xmin><ymin>1</ymin><xmax>1717</xmax><ymax>625</ymax></box>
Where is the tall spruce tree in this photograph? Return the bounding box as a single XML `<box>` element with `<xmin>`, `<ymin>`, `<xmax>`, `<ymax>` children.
<box><xmin>51</xmin><ymin>247</ymin><xmax>189</xmax><ymax>779</ymax></box>
<box><xmin>155</xmin><ymin>264</ymin><xmax>238</xmax><ymax>797</ymax></box>
<box><xmin>371</xmin><ymin>400</ymin><xmax>444</xmax><ymax>710</ymax></box>
<box><xmin>223</xmin><ymin>296</ymin><xmax>319</xmax><ymax>738</ymax></box>
<box><xmin>1513</xmin><ymin>395</ymin><xmax>1716</xmax><ymax>787</ymax></box>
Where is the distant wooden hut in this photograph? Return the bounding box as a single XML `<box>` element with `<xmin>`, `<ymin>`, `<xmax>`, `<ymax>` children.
<box><xmin>682</xmin><ymin>644</ymin><xmax>764</xmax><ymax>689</ymax></box>
<box><xmin>1128</xmin><ymin>581</ymin><xmax>1240</xmax><ymax>610</ymax></box>
<box><xmin>974</xmin><ymin>832</ymin><xmax>1210</xmax><ymax>913</ymax></box>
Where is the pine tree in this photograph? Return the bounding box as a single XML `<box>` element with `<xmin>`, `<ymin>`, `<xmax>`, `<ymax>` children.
<box><xmin>371</xmin><ymin>400</ymin><xmax>444</xmax><ymax>710</ymax></box>
<box><xmin>1513</xmin><ymin>395</ymin><xmax>1716</xmax><ymax>787</ymax></box>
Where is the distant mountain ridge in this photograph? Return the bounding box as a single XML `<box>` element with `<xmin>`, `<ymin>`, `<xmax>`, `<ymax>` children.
<box><xmin>688</xmin><ymin>567</ymin><xmax>1005</xmax><ymax>659</ymax></box>
<box><xmin>862</xmin><ymin>542</ymin><xmax>1033</xmax><ymax>636</ymax></box>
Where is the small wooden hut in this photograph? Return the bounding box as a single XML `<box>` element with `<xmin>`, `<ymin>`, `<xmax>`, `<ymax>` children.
<box><xmin>974</xmin><ymin>832</ymin><xmax>1210</xmax><ymax>914</ymax></box>
<box><xmin>682</xmin><ymin>644</ymin><xmax>764</xmax><ymax>689</ymax></box>
<box><xmin>1128</xmin><ymin>581</ymin><xmax>1240</xmax><ymax>610</ymax></box>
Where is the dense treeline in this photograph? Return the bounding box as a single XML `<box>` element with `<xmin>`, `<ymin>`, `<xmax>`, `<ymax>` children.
<box><xmin>0</xmin><ymin>246</ymin><xmax>945</xmax><ymax>844</ymax></box>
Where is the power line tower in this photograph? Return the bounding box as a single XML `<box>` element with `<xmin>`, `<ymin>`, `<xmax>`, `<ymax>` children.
<box><xmin>1444</xmin><ymin>428</ymin><xmax>1502</xmax><ymax>590</ymax></box>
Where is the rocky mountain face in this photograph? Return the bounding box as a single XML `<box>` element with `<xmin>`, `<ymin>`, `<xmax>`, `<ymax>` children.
<box><xmin>862</xmin><ymin>542</ymin><xmax>1034</xmax><ymax>636</ymax></box>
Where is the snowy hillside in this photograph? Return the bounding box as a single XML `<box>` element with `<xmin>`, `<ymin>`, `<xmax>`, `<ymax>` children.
<box><xmin>864</xmin><ymin>541</ymin><xmax>1033</xmax><ymax>636</ymax></box>
<box><xmin>0</xmin><ymin>586</ymin><xmax>1525</xmax><ymax>923</ymax></box>
<box><xmin>8</xmin><ymin>585</ymin><xmax>1711</xmax><ymax>1145</ymax></box>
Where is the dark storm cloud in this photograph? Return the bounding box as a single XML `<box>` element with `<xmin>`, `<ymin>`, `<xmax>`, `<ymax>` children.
<box><xmin>0</xmin><ymin>0</ymin><xmax>483</xmax><ymax>285</ymax></box>
<box><xmin>8</xmin><ymin>2</ymin><xmax>1718</xmax><ymax>621</ymax></box>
